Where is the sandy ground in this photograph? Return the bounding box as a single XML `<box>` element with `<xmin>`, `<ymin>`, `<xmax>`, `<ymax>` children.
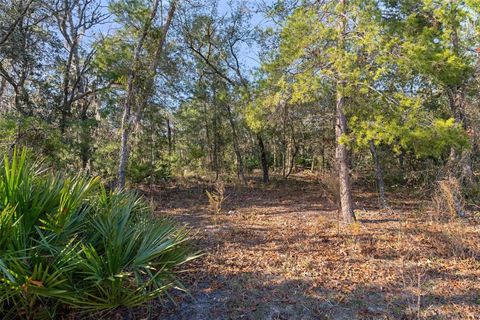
<box><xmin>135</xmin><ymin>174</ymin><xmax>479</xmax><ymax>320</ymax></box>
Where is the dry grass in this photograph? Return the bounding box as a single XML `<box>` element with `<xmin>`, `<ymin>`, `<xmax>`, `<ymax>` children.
<box><xmin>206</xmin><ymin>181</ymin><xmax>226</xmax><ymax>216</ymax></box>
<box><xmin>432</xmin><ymin>177</ymin><xmax>467</xmax><ymax>219</ymax></box>
<box><xmin>137</xmin><ymin>174</ymin><xmax>479</xmax><ymax>320</ymax></box>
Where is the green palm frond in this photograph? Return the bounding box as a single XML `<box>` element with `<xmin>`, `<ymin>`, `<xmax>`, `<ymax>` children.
<box><xmin>0</xmin><ymin>147</ymin><xmax>199</xmax><ymax>318</ymax></box>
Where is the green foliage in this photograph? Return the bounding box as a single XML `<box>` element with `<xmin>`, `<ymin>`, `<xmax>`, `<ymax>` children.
<box><xmin>0</xmin><ymin>117</ymin><xmax>67</xmax><ymax>167</ymax></box>
<box><xmin>245</xmin><ymin>156</ymin><xmax>260</xmax><ymax>172</ymax></box>
<box><xmin>406</xmin><ymin>118</ymin><xmax>469</xmax><ymax>158</ymax></box>
<box><xmin>127</xmin><ymin>156</ymin><xmax>176</xmax><ymax>183</ymax></box>
<box><xmin>0</xmin><ymin>148</ymin><xmax>197</xmax><ymax>318</ymax></box>
<box><xmin>348</xmin><ymin>98</ymin><xmax>469</xmax><ymax>159</ymax></box>
<box><xmin>93</xmin><ymin>34</ymin><xmax>133</xmax><ymax>84</ymax></box>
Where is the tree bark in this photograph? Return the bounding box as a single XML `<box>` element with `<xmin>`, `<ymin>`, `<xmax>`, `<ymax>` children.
<box><xmin>335</xmin><ymin>0</ymin><xmax>355</xmax><ymax>224</ymax></box>
<box><xmin>285</xmin><ymin>133</ymin><xmax>297</xmax><ymax>180</ymax></box>
<box><xmin>213</xmin><ymin>102</ymin><xmax>221</xmax><ymax>180</ymax></box>
<box><xmin>257</xmin><ymin>133</ymin><xmax>269</xmax><ymax>184</ymax></box>
<box><xmin>118</xmin><ymin>0</ymin><xmax>160</xmax><ymax>189</ymax></box>
<box><xmin>335</xmin><ymin>86</ymin><xmax>355</xmax><ymax>223</ymax></box>
<box><xmin>213</xmin><ymin>137</ymin><xmax>220</xmax><ymax>181</ymax></box>
<box><xmin>446</xmin><ymin>13</ymin><xmax>475</xmax><ymax>187</ymax></box>
<box><xmin>369</xmin><ymin>140</ymin><xmax>387</xmax><ymax>208</ymax></box>
<box><xmin>225</xmin><ymin>104</ymin><xmax>246</xmax><ymax>184</ymax></box>
<box><xmin>273</xmin><ymin>143</ymin><xmax>277</xmax><ymax>173</ymax></box>
<box><xmin>167</xmin><ymin>117</ymin><xmax>173</xmax><ymax>155</ymax></box>
<box><xmin>134</xmin><ymin>0</ymin><xmax>177</xmax><ymax>125</ymax></box>
<box><xmin>281</xmin><ymin>103</ymin><xmax>288</xmax><ymax>179</ymax></box>
<box><xmin>446</xmin><ymin>88</ymin><xmax>475</xmax><ymax>185</ymax></box>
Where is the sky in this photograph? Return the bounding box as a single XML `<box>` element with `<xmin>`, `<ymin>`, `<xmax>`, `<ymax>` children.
<box><xmin>90</xmin><ymin>0</ymin><xmax>275</xmax><ymax>72</ymax></box>
<box><xmin>217</xmin><ymin>0</ymin><xmax>276</xmax><ymax>71</ymax></box>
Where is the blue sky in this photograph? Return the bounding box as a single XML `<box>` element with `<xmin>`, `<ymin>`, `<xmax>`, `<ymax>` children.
<box><xmin>91</xmin><ymin>0</ymin><xmax>274</xmax><ymax>72</ymax></box>
<box><xmin>218</xmin><ymin>0</ymin><xmax>275</xmax><ymax>70</ymax></box>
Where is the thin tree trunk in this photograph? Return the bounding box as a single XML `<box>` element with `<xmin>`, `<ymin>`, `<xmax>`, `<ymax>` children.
<box><xmin>0</xmin><ymin>77</ymin><xmax>6</xmax><ymax>104</ymax></box>
<box><xmin>447</xmin><ymin>89</ymin><xmax>474</xmax><ymax>186</ymax></box>
<box><xmin>273</xmin><ymin>143</ymin><xmax>277</xmax><ymax>173</ymax></box>
<box><xmin>202</xmin><ymin>101</ymin><xmax>213</xmax><ymax>170</ymax></box>
<box><xmin>257</xmin><ymin>133</ymin><xmax>269</xmax><ymax>184</ymax></box>
<box><xmin>118</xmin><ymin>0</ymin><xmax>160</xmax><ymax>189</ymax></box>
<box><xmin>369</xmin><ymin>140</ymin><xmax>387</xmax><ymax>208</ymax></box>
<box><xmin>321</xmin><ymin>135</ymin><xmax>326</xmax><ymax>172</ymax></box>
<box><xmin>446</xmin><ymin>16</ymin><xmax>475</xmax><ymax>186</ymax></box>
<box><xmin>167</xmin><ymin>117</ymin><xmax>173</xmax><ymax>155</ymax></box>
<box><xmin>74</xmin><ymin>45</ymin><xmax>90</xmax><ymax>169</ymax></box>
<box><xmin>134</xmin><ymin>0</ymin><xmax>177</xmax><ymax>125</ymax></box>
<box><xmin>282</xmin><ymin>104</ymin><xmax>288</xmax><ymax>179</ymax></box>
<box><xmin>335</xmin><ymin>0</ymin><xmax>355</xmax><ymax>224</ymax></box>
<box><xmin>79</xmin><ymin>105</ymin><xmax>91</xmax><ymax>170</ymax></box>
<box><xmin>226</xmin><ymin>104</ymin><xmax>246</xmax><ymax>184</ymax></box>
<box><xmin>212</xmin><ymin>100</ymin><xmax>220</xmax><ymax>180</ymax></box>
<box><xmin>336</xmin><ymin>87</ymin><xmax>355</xmax><ymax>223</ymax></box>
<box><xmin>285</xmin><ymin>134</ymin><xmax>297</xmax><ymax>180</ymax></box>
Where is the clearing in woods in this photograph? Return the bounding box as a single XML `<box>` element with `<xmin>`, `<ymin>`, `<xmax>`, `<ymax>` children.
<box><xmin>141</xmin><ymin>174</ymin><xmax>479</xmax><ymax>320</ymax></box>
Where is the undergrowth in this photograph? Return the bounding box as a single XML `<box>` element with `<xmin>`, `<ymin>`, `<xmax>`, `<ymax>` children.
<box><xmin>0</xmin><ymin>148</ymin><xmax>199</xmax><ymax>319</ymax></box>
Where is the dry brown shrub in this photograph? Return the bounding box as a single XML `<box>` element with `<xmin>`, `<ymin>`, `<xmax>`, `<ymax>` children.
<box><xmin>247</xmin><ymin>179</ymin><xmax>256</xmax><ymax>189</ymax></box>
<box><xmin>432</xmin><ymin>177</ymin><xmax>466</xmax><ymax>219</ymax></box>
<box><xmin>206</xmin><ymin>181</ymin><xmax>226</xmax><ymax>215</ymax></box>
<box><xmin>318</xmin><ymin>171</ymin><xmax>340</xmax><ymax>206</ymax></box>
<box><xmin>434</xmin><ymin>222</ymin><xmax>478</xmax><ymax>259</ymax></box>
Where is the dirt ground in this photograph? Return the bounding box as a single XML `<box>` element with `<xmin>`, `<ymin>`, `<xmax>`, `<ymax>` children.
<box><xmin>140</xmin><ymin>173</ymin><xmax>479</xmax><ymax>320</ymax></box>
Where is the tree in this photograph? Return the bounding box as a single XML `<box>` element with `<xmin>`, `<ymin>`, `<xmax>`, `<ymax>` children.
<box><xmin>379</xmin><ymin>0</ymin><xmax>478</xmax><ymax>185</ymax></box>
<box><xmin>51</xmin><ymin>0</ymin><xmax>109</xmax><ymax>169</ymax></box>
<box><xmin>180</xmin><ymin>2</ymin><xmax>258</xmax><ymax>184</ymax></box>
<box><xmin>115</xmin><ymin>0</ymin><xmax>178</xmax><ymax>189</ymax></box>
<box><xmin>261</xmin><ymin>0</ymin><xmax>369</xmax><ymax>222</ymax></box>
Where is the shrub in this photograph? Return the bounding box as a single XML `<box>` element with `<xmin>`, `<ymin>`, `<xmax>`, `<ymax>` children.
<box><xmin>0</xmin><ymin>148</ymin><xmax>198</xmax><ymax>319</ymax></box>
<box><xmin>206</xmin><ymin>181</ymin><xmax>226</xmax><ymax>215</ymax></box>
<box><xmin>318</xmin><ymin>171</ymin><xmax>340</xmax><ymax>207</ymax></box>
<box><xmin>432</xmin><ymin>176</ymin><xmax>466</xmax><ymax>219</ymax></box>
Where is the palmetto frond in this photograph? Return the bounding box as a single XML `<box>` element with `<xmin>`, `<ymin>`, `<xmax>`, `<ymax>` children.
<box><xmin>0</xmin><ymin>148</ymin><xmax>199</xmax><ymax>318</ymax></box>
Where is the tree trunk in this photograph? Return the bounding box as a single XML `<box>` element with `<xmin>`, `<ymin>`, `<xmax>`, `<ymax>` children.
<box><xmin>118</xmin><ymin>106</ymin><xmax>131</xmax><ymax>189</ymax></box>
<box><xmin>321</xmin><ymin>135</ymin><xmax>326</xmax><ymax>171</ymax></box>
<box><xmin>257</xmin><ymin>133</ymin><xmax>269</xmax><ymax>184</ymax></box>
<box><xmin>79</xmin><ymin>102</ymin><xmax>92</xmax><ymax>171</ymax></box>
<box><xmin>167</xmin><ymin>117</ymin><xmax>173</xmax><ymax>155</ymax></box>
<box><xmin>335</xmin><ymin>0</ymin><xmax>355</xmax><ymax>224</ymax></box>
<box><xmin>118</xmin><ymin>0</ymin><xmax>160</xmax><ymax>189</ymax></box>
<box><xmin>285</xmin><ymin>134</ymin><xmax>297</xmax><ymax>180</ymax></box>
<box><xmin>335</xmin><ymin>86</ymin><xmax>355</xmax><ymax>223</ymax></box>
<box><xmin>225</xmin><ymin>104</ymin><xmax>246</xmax><ymax>184</ymax></box>
<box><xmin>446</xmin><ymin>89</ymin><xmax>475</xmax><ymax>186</ymax></box>
<box><xmin>282</xmin><ymin>103</ymin><xmax>288</xmax><ymax>179</ymax></box>
<box><xmin>0</xmin><ymin>77</ymin><xmax>6</xmax><ymax>103</ymax></box>
<box><xmin>369</xmin><ymin>140</ymin><xmax>387</xmax><ymax>208</ymax></box>
<box><xmin>202</xmin><ymin>100</ymin><xmax>213</xmax><ymax>171</ymax></box>
<box><xmin>134</xmin><ymin>0</ymin><xmax>177</xmax><ymax>125</ymax></box>
<box><xmin>212</xmin><ymin>101</ymin><xmax>220</xmax><ymax>180</ymax></box>
<box><xmin>273</xmin><ymin>143</ymin><xmax>277</xmax><ymax>173</ymax></box>
<box><xmin>446</xmin><ymin>17</ymin><xmax>475</xmax><ymax>187</ymax></box>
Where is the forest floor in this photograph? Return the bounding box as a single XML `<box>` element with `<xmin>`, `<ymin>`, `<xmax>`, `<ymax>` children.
<box><xmin>138</xmin><ymin>173</ymin><xmax>479</xmax><ymax>320</ymax></box>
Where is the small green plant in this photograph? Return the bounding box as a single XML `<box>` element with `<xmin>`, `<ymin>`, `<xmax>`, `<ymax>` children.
<box><xmin>0</xmin><ymin>148</ymin><xmax>198</xmax><ymax>318</ymax></box>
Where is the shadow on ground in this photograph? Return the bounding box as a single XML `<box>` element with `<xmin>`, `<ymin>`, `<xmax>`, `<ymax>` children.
<box><xmin>132</xmin><ymin>174</ymin><xmax>480</xmax><ymax>320</ymax></box>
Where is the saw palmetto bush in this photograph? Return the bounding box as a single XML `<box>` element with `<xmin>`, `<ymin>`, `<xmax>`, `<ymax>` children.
<box><xmin>0</xmin><ymin>148</ymin><xmax>197</xmax><ymax>319</ymax></box>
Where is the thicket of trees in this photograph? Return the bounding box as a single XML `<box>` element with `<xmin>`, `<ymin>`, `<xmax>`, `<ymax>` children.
<box><xmin>1</xmin><ymin>0</ymin><xmax>479</xmax><ymax>223</ymax></box>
